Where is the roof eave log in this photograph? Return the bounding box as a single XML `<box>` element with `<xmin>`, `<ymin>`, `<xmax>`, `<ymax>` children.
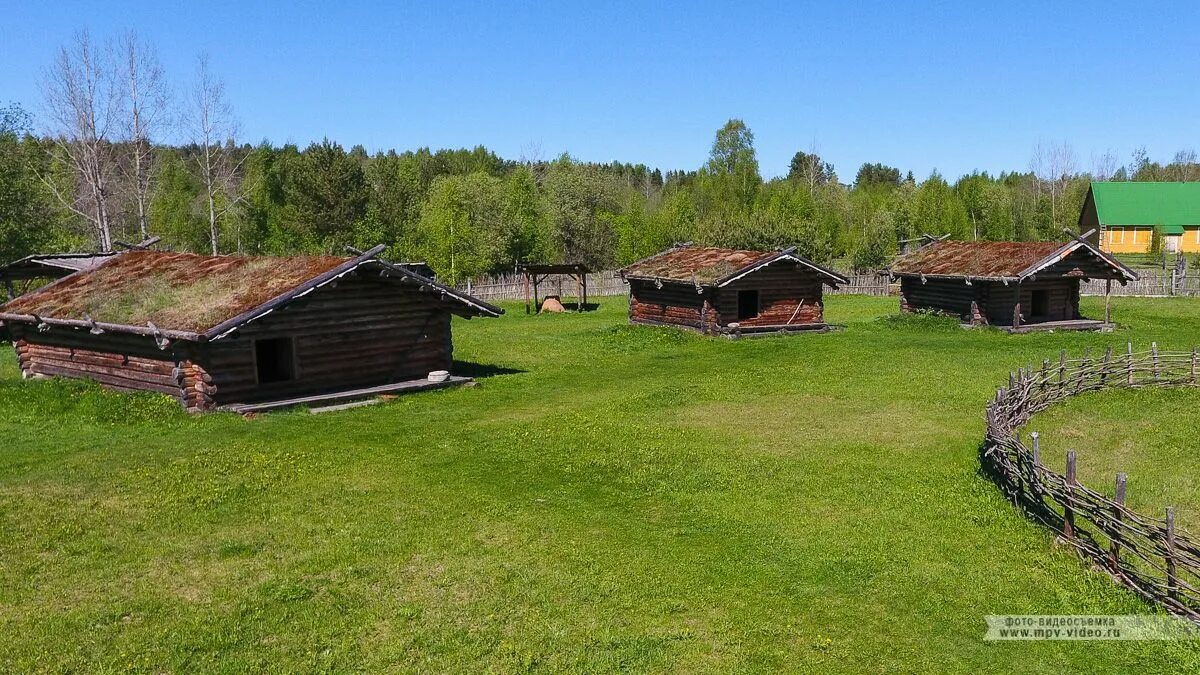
<box><xmin>0</xmin><ymin>312</ymin><xmax>202</xmax><ymax>342</ymax></box>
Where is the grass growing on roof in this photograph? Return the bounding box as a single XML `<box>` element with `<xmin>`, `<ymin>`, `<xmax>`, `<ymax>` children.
<box><xmin>1</xmin><ymin>296</ymin><xmax>1200</xmax><ymax>671</ymax></box>
<box><xmin>3</xmin><ymin>252</ymin><xmax>346</xmax><ymax>332</ymax></box>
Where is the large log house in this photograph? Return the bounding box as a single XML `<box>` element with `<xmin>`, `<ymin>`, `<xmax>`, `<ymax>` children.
<box><xmin>0</xmin><ymin>245</ymin><xmax>501</xmax><ymax>412</ymax></box>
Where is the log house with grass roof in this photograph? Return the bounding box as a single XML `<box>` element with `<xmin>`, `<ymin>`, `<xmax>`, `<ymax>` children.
<box><xmin>620</xmin><ymin>244</ymin><xmax>848</xmax><ymax>335</ymax></box>
<box><xmin>0</xmin><ymin>246</ymin><xmax>501</xmax><ymax>412</ymax></box>
<box><xmin>887</xmin><ymin>231</ymin><xmax>1138</xmax><ymax>331</ymax></box>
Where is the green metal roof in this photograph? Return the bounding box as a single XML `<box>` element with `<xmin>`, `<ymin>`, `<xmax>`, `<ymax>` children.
<box><xmin>1090</xmin><ymin>182</ymin><xmax>1200</xmax><ymax>235</ymax></box>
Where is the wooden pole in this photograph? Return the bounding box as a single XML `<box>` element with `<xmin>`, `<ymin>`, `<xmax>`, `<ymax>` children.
<box><xmin>1152</xmin><ymin>341</ymin><xmax>1160</xmax><ymax>381</ymax></box>
<box><xmin>1126</xmin><ymin>342</ymin><xmax>1134</xmax><ymax>386</ymax></box>
<box><xmin>523</xmin><ymin>271</ymin><xmax>531</xmax><ymax>314</ymax></box>
<box><xmin>1166</xmin><ymin>506</ymin><xmax>1179</xmax><ymax>601</ymax></box>
<box><xmin>1063</xmin><ymin>450</ymin><xmax>1077</xmax><ymax>540</ymax></box>
<box><xmin>1030</xmin><ymin>432</ymin><xmax>1041</xmax><ymax>495</ymax></box>
<box><xmin>1104</xmin><ymin>278</ymin><xmax>1112</xmax><ymax>324</ymax></box>
<box><xmin>582</xmin><ymin>273</ymin><xmax>588</xmax><ymax>310</ymax></box>
<box><xmin>1111</xmin><ymin>472</ymin><xmax>1126</xmax><ymax>572</ymax></box>
<box><xmin>1191</xmin><ymin>346</ymin><xmax>1197</xmax><ymax>385</ymax></box>
<box><xmin>1101</xmin><ymin>345</ymin><xmax>1113</xmax><ymax>386</ymax></box>
<box><xmin>533</xmin><ymin>275</ymin><xmax>540</xmax><ymax>314</ymax></box>
<box><xmin>576</xmin><ymin>272</ymin><xmax>583</xmax><ymax>313</ymax></box>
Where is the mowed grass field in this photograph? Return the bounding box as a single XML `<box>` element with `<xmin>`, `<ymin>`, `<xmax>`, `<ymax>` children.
<box><xmin>1033</xmin><ymin>386</ymin><xmax>1200</xmax><ymax>533</ymax></box>
<box><xmin>2</xmin><ymin>295</ymin><xmax>1200</xmax><ymax>672</ymax></box>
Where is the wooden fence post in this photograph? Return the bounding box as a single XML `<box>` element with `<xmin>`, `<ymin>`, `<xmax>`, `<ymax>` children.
<box><xmin>1152</xmin><ymin>341</ymin><xmax>1160</xmax><ymax>381</ymax></box>
<box><xmin>1029</xmin><ymin>432</ymin><xmax>1041</xmax><ymax>495</ymax></box>
<box><xmin>1126</xmin><ymin>342</ymin><xmax>1134</xmax><ymax>386</ymax></box>
<box><xmin>1105</xmin><ymin>278</ymin><xmax>1113</xmax><ymax>323</ymax></box>
<box><xmin>1100</xmin><ymin>345</ymin><xmax>1113</xmax><ymax>386</ymax></box>
<box><xmin>1076</xmin><ymin>347</ymin><xmax>1090</xmax><ymax>392</ymax></box>
<box><xmin>1111</xmin><ymin>473</ymin><xmax>1127</xmax><ymax>573</ymax></box>
<box><xmin>1166</xmin><ymin>506</ymin><xmax>1178</xmax><ymax>601</ymax></box>
<box><xmin>1058</xmin><ymin>350</ymin><xmax>1068</xmax><ymax>393</ymax></box>
<box><xmin>1064</xmin><ymin>450</ymin><xmax>1077</xmax><ymax>540</ymax></box>
<box><xmin>1040</xmin><ymin>359</ymin><xmax>1050</xmax><ymax>391</ymax></box>
<box><xmin>1192</xmin><ymin>346</ymin><xmax>1198</xmax><ymax>385</ymax></box>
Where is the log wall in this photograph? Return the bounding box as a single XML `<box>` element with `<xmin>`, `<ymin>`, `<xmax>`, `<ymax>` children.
<box><xmin>715</xmin><ymin>264</ymin><xmax>825</xmax><ymax>327</ymax></box>
<box><xmin>196</xmin><ymin>275</ymin><xmax>453</xmax><ymax>407</ymax></box>
<box><xmin>628</xmin><ymin>262</ymin><xmax>828</xmax><ymax>333</ymax></box>
<box><xmin>900</xmin><ymin>277</ymin><xmax>1082</xmax><ymax>326</ymax></box>
<box><xmin>5</xmin><ymin>274</ymin><xmax>457</xmax><ymax>411</ymax></box>
<box><xmin>7</xmin><ymin>325</ymin><xmax>191</xmax><ymax>401</ymax></box>
<box><xmin>627</xmin><ymin>280</ymin><xmax>716</xmax><ymax>333</ymax></box>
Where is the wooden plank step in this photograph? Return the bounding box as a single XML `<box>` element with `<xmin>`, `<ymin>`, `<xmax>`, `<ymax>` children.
<box><xmin>220</xmin><ymin>376</ymin><xmax>472</xmax><ymax>414</ymax></box>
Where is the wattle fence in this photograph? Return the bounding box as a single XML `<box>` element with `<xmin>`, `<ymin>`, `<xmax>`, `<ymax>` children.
<box><xmin>456</xmin><ymin>270</ymin><xmax>895</xmax><ymax>300</ymax></box>
<box><xmin>455</xmin><ymin>268</ymin><xmax>1200</xmax><ymax>302</ymax></box>
<box><xmin>984</xmin><ymin>345</ymin><xmax>1200</xmax><ymax>621</ymax></box>
<box><xmin>1081</xmin><ymin>272</ymin><xmax>1200</xmax><ymax>298</ymax></box>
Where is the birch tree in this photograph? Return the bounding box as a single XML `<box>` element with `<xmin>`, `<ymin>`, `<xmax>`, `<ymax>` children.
<box><xmin>186</xmin><ymin>54</ymin><xmax>241</xmax><ymax>254</ymax></box>
<box><xmin>40</xmin><ymin>30</ymin><xmax>119</xmax><ymax>251</ymax></box>
<box><xmin>118</xmin><ymin>31</ymin><xmax>171</xmax><ymax>240</ymax></box>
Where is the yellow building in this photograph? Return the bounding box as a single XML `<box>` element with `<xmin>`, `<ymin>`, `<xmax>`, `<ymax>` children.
<box><xmin>1080</xmin><ymin>182</ymin><xmax>1200</xmax><ymax>254</ymax></box>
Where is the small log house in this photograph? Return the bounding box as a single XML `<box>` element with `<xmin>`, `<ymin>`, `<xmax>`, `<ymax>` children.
<box><xmin>0</xmin><ymin>246</ymin><xmax>501</xmax><ymax>411</ymax></box>
<box><xmin>887</xmin><ymin>233</ymin><xmax>1138</xmax><ymax>331</ymax></box>
<box><xmin>620</xmin><ymin>244</ymin><xmax>848</xmax><ymax>336</ymax></box>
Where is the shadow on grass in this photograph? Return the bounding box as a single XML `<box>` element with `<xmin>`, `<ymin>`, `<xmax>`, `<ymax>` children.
<box><xmin>452</xmin><ymin>360</ymin><xmax>526</xmax><ymax>379</ymax></box>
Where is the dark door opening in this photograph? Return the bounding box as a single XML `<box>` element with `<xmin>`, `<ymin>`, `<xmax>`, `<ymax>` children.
<box><xmin>1030</xmin><ymin>290</ymin><xmax>1050</xmax><ymax>319</ymax></box>
<box><xmin>255</xmin><ymin>337</ymin><xmax>296</xmax><ymax>384</ymax></box>
<box><xmin>737</xmin><ymin>289</ymin><xmax>760</xmax><ymax>321</ymax></box>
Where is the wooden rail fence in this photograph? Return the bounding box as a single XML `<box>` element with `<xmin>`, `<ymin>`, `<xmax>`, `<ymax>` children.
<box><xmin>984</xmin><ymin>344</ymin><xmax>1200</xmax><ymax>621</ymax></box>
<box><xmin>456</xmin><ymin>271</ymin><xmax>895</xmax><ymax>300</ymax></box>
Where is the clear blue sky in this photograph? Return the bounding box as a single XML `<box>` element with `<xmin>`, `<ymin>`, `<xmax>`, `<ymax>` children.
<box><xmin>3</xmin><ymin>1</ymin><xmax>1198</xmax><ymax>180</ymax></box>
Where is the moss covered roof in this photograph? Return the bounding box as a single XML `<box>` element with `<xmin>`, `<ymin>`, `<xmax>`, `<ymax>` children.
<box><xmin>1</xmin><ymin>251</ymin><xmax>350</xmax><ymax>333</ymax></box>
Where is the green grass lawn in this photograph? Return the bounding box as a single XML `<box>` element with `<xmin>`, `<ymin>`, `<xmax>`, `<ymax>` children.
<box><xmin>2</xmin><ymin>296</ymin><xmax>1200</xmax><ymax>672</ymax></box>
<box><xmin>1031</xmin><ymin>386</ymin><xmax>1200</xmax><ymax>533</ymax></box>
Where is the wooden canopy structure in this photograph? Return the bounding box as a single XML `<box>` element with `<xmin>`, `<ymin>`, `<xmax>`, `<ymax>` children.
<box><xmin>520</xmin><ymin>263</ymin><xmax>591</xmax><ymax>314</ymax></box>
<box><xmin>0</xmin><ymin>245</ymin><xmax>502</xmax><ymax>412</ymax></box>
<box><xmin>887</xmin><ymin>230</ymin><xmax>1138</xmax><ymax>331</ymax></box>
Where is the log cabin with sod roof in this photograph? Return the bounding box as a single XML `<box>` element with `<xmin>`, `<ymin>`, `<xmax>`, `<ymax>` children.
<box><xmin>619</xmin><ymin>244</ymin><xmax>849</xmax><ymax>336</ymax></box>
<box><xmin>887</xmin><ymin>233</ymin><xmax>1138</xmax><ymax>332</ymax></box>
<box><xmin>0</xmin><ymin>246</ymin><xmax>502</xmax><ymax>412</ymax></box>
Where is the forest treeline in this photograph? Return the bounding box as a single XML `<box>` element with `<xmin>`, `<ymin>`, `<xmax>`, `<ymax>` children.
<box><xmin>3</xmin><ymin>31</ymin><xmax>1200</xmax><ymax>282</ymax></box>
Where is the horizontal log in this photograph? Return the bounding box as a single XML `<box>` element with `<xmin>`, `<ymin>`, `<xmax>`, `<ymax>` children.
<box><xmin>29</xmin><ymin>363</ymin><xmax>183</xmax><ymax>396</ymax></box>
<box><xmin>27</xmin><ymin>355</ymin><xmax>180</xmax><ymax>387</ymax></box>
<box><xmin>24</xmin><ymin>345</ymin><xmax>178</xmax><ymax>375</ymax></box>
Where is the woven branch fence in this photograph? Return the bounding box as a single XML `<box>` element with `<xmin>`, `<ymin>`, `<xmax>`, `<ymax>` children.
<box><xmin>1081</xmin><ymin>273</ymin><xmax>1200</xmax><ymax>298</ymax></box>
<box><xmin>456</xmin><ymin>271</ymin><xmax>895</xmax><ymax>300</ymax></box>
<box><xmin>984</xmin><ymin>344</ymin><xmax>1200</xmax><ymax>621</ymax></box>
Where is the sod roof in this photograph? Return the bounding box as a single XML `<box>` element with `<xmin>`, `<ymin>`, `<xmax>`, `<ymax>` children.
<box><xmin>1</xmin><ymin>251</ymin><xmax>352</xmax><ymax>333</ymax></box>
<box><xmin>890</xmin><ymin>241</ymin><xmax>1070</xmax><ymax>278</ymax></box>
<box><xmin>622</xmin><ymin>245</ymin><xmax>848</xmax><ymax>286</ymax></box>
<box><xmin>889</xmin><ymin>239</ymin><xmax>1138</xmax><ymax>282</ymax></box>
